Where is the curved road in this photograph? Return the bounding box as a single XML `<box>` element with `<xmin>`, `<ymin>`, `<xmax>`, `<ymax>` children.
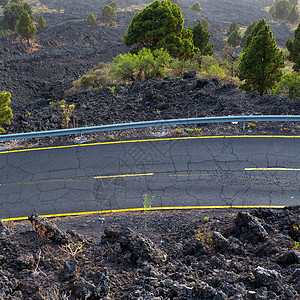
<box><xmin>0</xmin><ymin>136</ymin><xmax>299</xmax><ymax>219</ymax></box>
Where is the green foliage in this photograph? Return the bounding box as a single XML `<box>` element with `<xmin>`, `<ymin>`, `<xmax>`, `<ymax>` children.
<box><xmin>190</xmin><ymin>2</ymin><xmax>202</xmax><ymax>13</ymax></box>
<box><xmin>240</xmin><ymin>20</ymin><xmax>258</xmax><ymax>47</ymax></box>
<box><xmin>191</xmin><ymin>21</ymin><xmax>214</xmax><ymax>58</ymax></box>
<box><xmin>238</xmin><ymin>19</ymin><xmax>285</xmax><ymax>96</ymax></box>
<box><xmin>100</xmin><ymin>5</ymin><xmax>117</xmax><ymax>24</ymax></box>
<box><xmin>171</xmin><ymin>0</ymin><xmax>180</xmax><ymax>4</ymax></box>
<box><xmin>200</xmin><ymin>55</ymin><xmax>226</xmax><ymax>80</ymax></box>
<box><xmin>37</xmin><ymin>15</ymin><xmax>46</xmax><ymax>29</ymax></box>
<box><xmin>87</xmin><ymin>12</ymin><xmax>96</xmax><ymax>25</ymax></box>
<box><xmin>227</xmin><ymin>20</ymin><xmax>239</xmax><ymax>36</ymax></box>
<box><xmin>1</xmin><ymin>2</ymin><xmax>24</xmax><ymax>29</ymax></box>
<box><xmin>23</xmin><ymin>3</ymin><xmax>33</xmax><ymax>16</ymax></box>
<box><xmin>200</xmin><ymin>17</ymin><xmax>210</xmax><ymax>29</ymax></box>
<box><xmin>16</xmin><ymin>10</ymin><xmax>36</xmax><ymax>41</ymax></box>
<box><xmin>270</xmin><ymin>0</ymin><xmax>299</xmax><ymax>22</ymax></box>
<box><xmin>109</xmin><ymin>48</ymin><xmax>172</xmax><ymax>81</ymax></box>
<box><xmin>123</xmin><ymin>0</ymin><xmax>197</xmax><ymax>59</ymax></box>
<box><xmin>227</xmin><ymin>29</ymin><xmax>241</xmax><ymax>47</ymax></box>
<box><xmin>109</xmin><ymin>1</ymin><xmax>118</xmax><ymax>10</ymax></box>
<box><xmin>0</xmin><ymin>29</ymin><xmax>12</xmax><ymax>37</ymax></box>
<box><xmin>169</xmin><ymin>58</ymin><xmax>197</xmax><ymax>77</ymax></box>
<box><xmin>286</xmin><ymin>23</ymin><xmax>300</xmax><ymax>71</ymax></box>
<box><xmin>273</xmin><ymin>71</ymin><xmax>300</xmax><ymax>99</ymax></box>
<box><xmin>0</xmin><ymin>91</ymin><xmax>13</xmax><ymax>133</ymax></box>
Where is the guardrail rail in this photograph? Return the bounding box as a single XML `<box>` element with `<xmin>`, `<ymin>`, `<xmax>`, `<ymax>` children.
<box><xmin>1</xmin><ymin>115</ymin><xmax>300</xmax><ymax>142</ymax></box>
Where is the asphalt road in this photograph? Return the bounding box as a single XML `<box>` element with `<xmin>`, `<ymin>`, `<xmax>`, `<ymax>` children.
<box><xmin>0</xmin><ymin>136</ymin><xmax>299</xmax><ymax>219</ymax></box>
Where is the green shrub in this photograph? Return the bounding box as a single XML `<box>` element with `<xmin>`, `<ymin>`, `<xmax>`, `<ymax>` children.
<box><xmin>169</xmin><ymin>58</ymin><xmax>198</xmax><ymax>77</ymax></box>
<box><xmin>109</xmin><ymin>48</ymin><xmax>171</xmax><ymax>81</ymax></box>
<box><xmin>273</xmin><ymin>71</ymin><xmax>300</xmax><ymax>99</ymax></box>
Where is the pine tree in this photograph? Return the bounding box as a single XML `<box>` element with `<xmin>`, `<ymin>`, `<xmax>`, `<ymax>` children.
<box><xmin>240</xmin><ymin>20</ymin><xmax>258</xmax><ymax>47</ymax></box>
<box><xmin>227</xmin><ymin>29</ymin><xmax>241</xmax><ymax>47</ymax></box>
<box><xmin>0</xmin><ymin>91</ymin><xmax>13</xmax><ymax>133</ymax></box>
<box><xmin>16</xmin><ymin>10</ymin><xmax>36</xmax><ymax>42</ymax></box>
<box><xmin>286</xmin><ymin>23</ymin><xmax>300</xmax><ymax>71</ymax></box>
<box><xmin>238</xmin><ymin>19</ymin><xmax>285</xmax><ymax>96</ymax></box>
<box><xmin>190</xmin><ymin>2</ymin><xmax>202</xmax><ymax>13</ymax></box>
<box><xmin>37</xmin><ymin>15</ymin><xmax>46</xmax><ymax>29</ymax></box>
<box><xmin>227</xmin><ymin>20</ymin><xmax>239</xmax><ymax>36</ymax></box>
<box><xmin>100</xmin><ymin>5</ymin><xmax>116</xmax><ymax>24</ymax></box>
<box><xmin>191</xmin><ymin>21</ymin><xmax>214</xmax><ymax>56</ymax></box>
<box><xmin>87</xmin><ymin>12</ymin><xmax>96</xmax><ymax>25</ymax></box>
<box><xmin>200</xmin><ymin>18</ymin><xmax>210</xmax><ymax>29</ymax></box>
<box><xmin>123</xmin><ymin>0</ymin><xmax>197</xmax><ymax>59</ymax></box>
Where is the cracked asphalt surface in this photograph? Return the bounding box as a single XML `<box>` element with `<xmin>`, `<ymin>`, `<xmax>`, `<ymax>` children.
<box><xmin>0</xmin><ymin>137</ymin><xmax>299</xmax><ymax>219</ymax></box>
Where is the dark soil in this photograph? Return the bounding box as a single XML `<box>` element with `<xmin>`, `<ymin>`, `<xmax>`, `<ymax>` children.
<box><xmin>1</xmin><ymin>207</ymin><xmax>300</xmax><ymax>299</ymax></box>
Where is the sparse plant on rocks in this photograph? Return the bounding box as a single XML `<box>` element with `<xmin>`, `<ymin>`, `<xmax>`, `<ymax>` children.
<box><xmin>60</xmin><ymin>101</ymin><xmax>75</xmax><ymax>129</ymax></box>
<box><xmin>197</xmin><ymin>227</ymin><xmax>213</xmax><ymax>247</ymax></box>
<box><xmin>59</xmin><ymin>241</ymin><xmax>84</xmax><ymax>260</ymax></box>
<box><xmin>143</xmin><ymin>193</ymin><xmax>154</xmax><ymax>213</ymax></box>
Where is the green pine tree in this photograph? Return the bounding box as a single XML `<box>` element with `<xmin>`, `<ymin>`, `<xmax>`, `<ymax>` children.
<box><xmin>238</xmin><ymin>19</ymin><xmax>285</xmax><ymax>96</ymax></box>
<box><xmin>286</xmin><ymin>23</ymin><xmax>300</xmax><ymax>72</ymax></box>
<box><xmin>87</xmin><ymin>12</ymin><xmax>96</xmax><ymax>25</ymax></box>
<box><xmin>0</xmin><ymin>91</ymin><xmax>13</xmax><ymax>133</ymax></box>
<box><xmin>191</xmin><ymin>21</ymin><xmax>214</xmax><ymax>56</ymax></box>
<box><xmin>227</xmin><ymin>29</ymin><xmax>241</xmax><ymax>47</ymax></box>
<box><xmin>123</xmin><ymin>0</ymin><xmax>197</xmax><ymax>59</ymax></box>
<box><xmin>37</xmin><ymin>15</ymin><xmax>46</xmax><ymax>29</ymax></box>
<box><xmin>16</xmin><ymin>10</ymin><xmax>36</xmax><ymax>42</ymax></box>
<box><xmin>200</xmin><ymin>17</ymin><xmax>210</xmax><ymax>29</ymax></box>
<box><xmin>227</xmin><ymin>20</ymin><xmax>239</xmax><ymax>36</ymax></box>
<box><xmin>100</xmin><ymin>5</ymin><xmax>117</xmax><ymax>24</ymax></box>
<box><xmin>190</xmin><ymin>2</ymin><xmax>202</xmax><ymax>13</ymax></box>
<box><xmin>240</xmin><ymin>20</ymin><xmax>258</xmax><ymax>47</ymax></box>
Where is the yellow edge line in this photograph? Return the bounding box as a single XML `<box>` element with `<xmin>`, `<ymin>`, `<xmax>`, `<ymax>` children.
<box><xmin>1</xmin><ymin>135</ymin><xmax>300</xmax><ymax>155</ymax></box>
<box><xmin>94</xmin><ymin>173</ymin><xmax>154</xmax><ymax>179</ymax></box>
<box><xmin>245</xmin><ymin>168</ymin><xmax>300</xmax><ymax>171</ymax></box>
<box><xmin>1</xmin><ymin>205</ymin><xmax>286</xmax><ymax>222</ymax></box>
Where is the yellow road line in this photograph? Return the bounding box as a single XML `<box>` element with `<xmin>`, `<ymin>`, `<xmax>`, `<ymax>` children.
<box><xmin>245</xmin><ymin>168</ymin><xmax>300</xmax><ymax>171</ymax></box>
<box><xmin>1</xmin><ymin>135</ymin><xmax>300</xmax><ymax>155</ymax></box>
<box><xmin>1</xmin><ymin>205</ymin><xmax>286</xmax><ymax>221</ymax></box>
<box><xmin>94</xmin><ymin>173</ymin><xmax>154</xmax><ymax>179</ymax></box>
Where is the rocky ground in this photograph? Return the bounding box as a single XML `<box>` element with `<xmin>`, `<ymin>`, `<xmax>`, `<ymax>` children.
<box><xmin>0</xmin><ymin>207</ymin><xmax>300</xmax><ymax>299</ymax></box>
<box><xmin>0</xmin><ymin>0</ymin><xmax>295</xmax><ymax>136</ymax></box>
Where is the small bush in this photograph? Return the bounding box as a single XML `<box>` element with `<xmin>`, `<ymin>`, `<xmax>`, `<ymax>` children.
<box><xmin>273</xmin><ymin>71</ymin><xmax>300</xmax><ymax>99</ymax></box>
<box><xmin>87</xmin><ymin>12</ymin><xmax>96</xmax><ymax>25</ymax></box>
<box><xmin>190</xmin><ymin>2</ymin><xmax>202</xmax><ymax>13</ymax></box>
<box><xmin>169</xmin><ymin>58</ymin><xmax>198</xmax><ymax>77</ymax></box>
